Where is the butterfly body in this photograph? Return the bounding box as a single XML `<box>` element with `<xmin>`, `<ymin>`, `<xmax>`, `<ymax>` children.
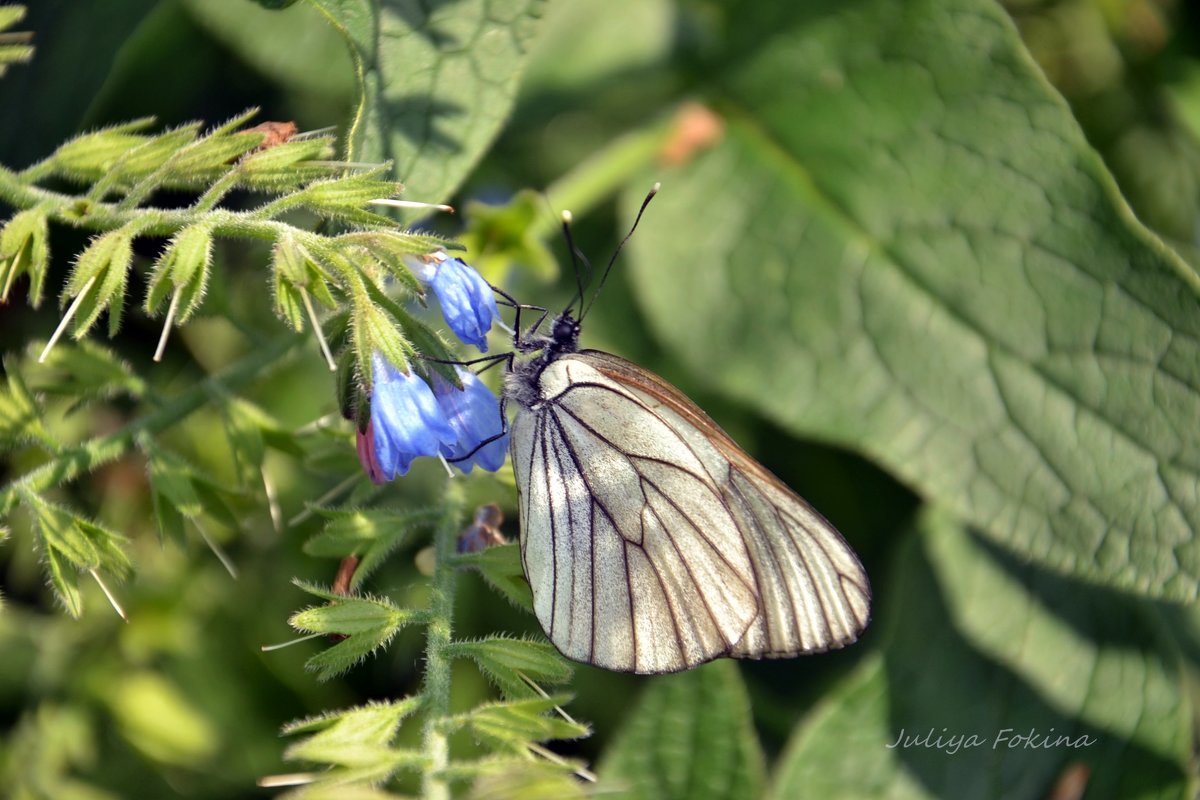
<box><xmin>505</xmin><ymin>312</ymin><xmax>871</xmax><ymax>674</ymax></box>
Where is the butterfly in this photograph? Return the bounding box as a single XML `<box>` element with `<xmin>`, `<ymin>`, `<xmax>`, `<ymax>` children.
<box><xmin>489</xmin><ymin>188</ymin><xmax>870</xmax><ymax>674</ymax></box>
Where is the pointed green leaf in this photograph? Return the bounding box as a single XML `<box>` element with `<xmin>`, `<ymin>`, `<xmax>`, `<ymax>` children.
<box><xmin>168</xmin><ymin>110</ymin><xmax>264</xmax><ymax>175</ymax></box>
<box><xmin>74</xmin><ymin>517</ymin><xmax>132</xmax><ymax>579</ymax></box>
<box><xmin>308</xmin><ymin>0</ymin><xmax>547</xmax><ymax>203</ymax></box>
<box><xmin>20</xmin><ymin>491</ymin><xmax>131</xmax><ymax>615</ymax></box>
<box><xmin>283</xmin><ymin>698</ymin><xmax>424</xmax><ymax>770</ymax></box>
<box><xmin>360</xmin><ymin>278</ymin><xmax>460</xmax><ymax>385</ymax></box>
<box><xmin>43</xmin><ymin>546</ymin><xmax>84</xmax><ymax>618</ymax></box>
<box><xmin>220</xmin><ymin>397</ymin><xmax>277</xmax><ymax>481</ymax></box>
<box><xmin>351</xmin><ymin>298</ymin><xmax>413</xmax><ymax>390</ymax></box>
<box><xmin>26</xmin><ymin>339</ymin><xmax>144</xmax><ymax>402</ymax></box>
<box><xmin>337</xmin><ymin>230</ymin><xmax>452</xmax><ymax>296</ymax></box>
<box><xmin>304</xmin><ymin>506</ymin><xmax>439</xmax><ymax>588</ymax></box>
<box><xmin>25</xmin><ymin>492</ymin><xmax>100</xmax><ymax>566</ymax></box>
<box><xmin>625</xmin><ymin>0</ymin><xmax>1200</xmax><ymax>601</ymax></box>
<box><xmin>457</xmin><ymin>697</ymin><xmax>589</xmax><ymax>750</ymax></box>
<box><xmin>145</xmin><ymin>448</ymin><xmax>204</xmax><ymax>542</ymax></box>
<box><xmin>447</xmin><ymin>636</ymin><xmax>573</xmax><ymax>700</ymax></box>
<box><xmin>455</xmin><ymin>543</ymin><xmax>534</xmax><ymax>611</ymax></box>
<box><xmin>289</xmin><ymin>588</ymin><xmax>412</xmax><ymax>634</ymax></box>
<box><xmin>597</xmin><ymin>660</ymin><xmax>766</xmax><ymax>800</ymax></box>
<box><xmin>0</xmin><ymin>6</ymin><xmax>27</xmax><ymax>29</ymax></box>
<box><xmin>240</xmin><ymin>137</ymin><xmax>332</xmax><ymax>181</ymax></box>
<box><xmin>0</xmin><ymin>363</ymin><xmax>54</xmax><ymax>448</ymax></box>
<box><xmin>296</xmin><ymin>171</ymin><xmax>405</xmax><ymax>222</ymax></box>
<box><xmin>768</xmin><ymin>511</ymin><xmax>1191</xmax><ymax>799</ymax></box>
<box><xmin>289</xmin><ymin>581</ymin><xmax>423</xmax><ymax>680</ymax></box>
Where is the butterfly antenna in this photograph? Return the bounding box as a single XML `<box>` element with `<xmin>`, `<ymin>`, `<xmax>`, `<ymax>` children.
<box><xmin>579</xmin><ymin>182</ymin><xmax>659</xmax><ymax>320</ymax></box>
<box><xmin>560</xmin><ymin>210</ymin><xmax>592</xmax><ymax>317</ymax></box>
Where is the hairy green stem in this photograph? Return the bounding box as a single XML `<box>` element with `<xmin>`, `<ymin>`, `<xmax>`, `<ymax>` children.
<box><xmin>0</xmin><ymin>335</ymin><xmax>304</xmax><ymax>515</ymax></box>
<box><xmin>0</xmin><ymin>163</ymin><xmax>295</xmax><ymax>241</ymax></box>
<box><xmin>422</xmin><ymin>478</ymin><xmax>465</xmax><ymax>800</ymax></box>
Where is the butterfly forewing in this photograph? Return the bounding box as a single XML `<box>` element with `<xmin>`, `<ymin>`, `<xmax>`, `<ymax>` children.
<box><xmin>511</xmin><ymin>351</ymin><xmax>870</xmax><ymax>674</ymax></box>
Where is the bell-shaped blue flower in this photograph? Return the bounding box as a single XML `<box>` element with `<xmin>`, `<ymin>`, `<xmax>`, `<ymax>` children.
<box><xmin>431</xmin><ymin>367</ymin><xmax>509</xmax><ymax>473</ymax></box>
<box><xmin>409</xmin><ymin>253</ymin><xmax>499</xmax><ymax>352</ymax></box>
<box><xmin>364</xmin><ymin>353</ymin><xmax>457</xmax><ymax>480</ymax></box>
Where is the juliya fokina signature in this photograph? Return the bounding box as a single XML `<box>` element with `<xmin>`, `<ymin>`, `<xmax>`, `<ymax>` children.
<box><xmin>886</xmin><ymin>727</ymin><xmax>1097</xmax><ymax>755</ymax></box>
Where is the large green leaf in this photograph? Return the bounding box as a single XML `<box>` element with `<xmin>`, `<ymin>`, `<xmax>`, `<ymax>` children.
<box><xmin>180</xmin><ymin>0</ymin><xmax>354</xmax><ymax>99</ymax></box>
<box><xmin>597</xmin><ymin>660</ymin><xmax>765</xmax><ymax>800</ymax></box>
<box><xmin>769</xmin><ymin>511</ymin><xmax>1192</xmax><ymax>799</ymax></box>
<box><xmin>625</xmin><ymin>0</ymin><xmax>1200</xmax><ymax>601</ymax></box>
<box><xmin>306</xmin><ymin>0</ymin><xmax>547</xmax><ymax>203</ymax></box>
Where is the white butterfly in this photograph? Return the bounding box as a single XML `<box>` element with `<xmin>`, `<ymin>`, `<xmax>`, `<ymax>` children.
<box><xmin>498</xmin><ymin>195</ymin><xmax>871</xmax><ymax>674</ymax></box>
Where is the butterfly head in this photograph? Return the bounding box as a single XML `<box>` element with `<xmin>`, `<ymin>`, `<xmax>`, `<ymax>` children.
<box><xmin>547</xmin><ymin>312</ymin><xmax>581</xmax><ymax>356</ymax></box>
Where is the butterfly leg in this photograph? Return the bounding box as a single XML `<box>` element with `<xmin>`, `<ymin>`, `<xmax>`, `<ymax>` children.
<box><xmin>444</xmin><ymin>389</ymin><xmax>513</xmax><ymax>464</ymax></box>
<box><xmin>490</xmin><ymin>284</ymin><xmax>550</xmax><ymax>352</ymax></box>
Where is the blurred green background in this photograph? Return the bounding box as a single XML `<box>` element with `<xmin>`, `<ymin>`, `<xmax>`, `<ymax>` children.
<box><xmin>1</xmin><ymin>0</ymin><xmax>1198</xmax><ymax>798</ymax></box>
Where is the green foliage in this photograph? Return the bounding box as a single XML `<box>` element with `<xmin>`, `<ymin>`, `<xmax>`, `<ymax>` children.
<box><xmin>304</xmin><ymin>506</ymin><xmax>440</xmax><ymax>587</ymax></box>
<box><xmin>0</xmin><ymin>5</ymin><xmax>33</xmax><ymax>77</ymax></box>
<box><xmin>598</xmin><ymin>660</ymin><xmax>766</xmax><ymax>800</ymax></box>
<box><xmin>307</xmin><ymin>0</ymin><xmax>547</xmax><ymax>202</ymax></box>
<box><xmin>1</xmin><ymin>0</ymin><xmax>1198</xmax><ymax>798</ymax></box>
<box><xmin>769</xmin><ymin>511</ymin><xmax>1190</xmax><ymax>798</ymax></box>
<box><xmin>17</xmin><ymin>488</ymin><xmax>131</xmax><ymax>617</ymax></box>
<box><xmin>446</xmin><ymin>636</ymin><xmax>574</xmax><ymax>699</ymax></box>
<box><xmin>625</xmin><ymin>0</ymin><xmax>1200</xmax><ymax>603</ymax></box>
<box><xmin>289</xmin><ymin>579</ymin><xmax>426</xmax><ymax>681</ymax></box>
<box><xmin>282</xmin><ymin>698</ymin><xmax>427</xmax><ymax>783</ymax></box>
<box><xmin>453</xmin><ymin>542</ymin><xmax>534</xmax><ymax>610</ymax></box>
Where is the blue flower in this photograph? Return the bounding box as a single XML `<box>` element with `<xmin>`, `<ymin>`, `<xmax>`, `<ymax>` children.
<box><xmin>363</xmin><ymin>353</ymin><xmax>457</xmax><ymax>480</ymax></box>
<box><xmin>431</xmin><ymin>367</ymin><xmax>509</xmax><ymax>473</ymax></box>
<box><xmin>356</xmin><ymin>355</ymin><xmax>508</xmax><ymax>482</ymax></box>
<box><xmin>410</xmin><ymin>253</ymin><xmax>499</xmax><ymax>352</ymax></box>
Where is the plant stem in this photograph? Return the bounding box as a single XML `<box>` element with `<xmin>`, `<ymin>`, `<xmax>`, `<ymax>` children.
<box><xmin>0</xmin><ymin>335</ymin><xmax>303</xmax><ymax>515</ymax></box>
<box><xmin>0</xmin><ymin>163</ymin><xmax>291</xmax><ymax>242</ymax></box>
<box><xmin>531</xmin><ymin>112</ymin><xmax>677</xmax><ymax>240</ymax></box>
<box><xmin>421</xmin><ymin>478</ymin><xmax>465</xmax><ymax>800</ymax></box>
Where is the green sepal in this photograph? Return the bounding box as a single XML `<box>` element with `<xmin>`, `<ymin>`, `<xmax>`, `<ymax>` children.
<box><xmin>447</xmin><ymin>636</ymin><xmax>573</xmax><ymax>700</ymax></box>
<box><xmin>61</xmin><ymin>228</ymin><xmax>134</xmax><ymax>339</ymax></box>
<box><xmin>0</xmin><ymin>207</ymin><xmax>49</xmax><ymax>306</ymax></box>
<box><xmin>350</xmin><ymin>293</ymin><xmax>413</xmax><ymax>391</ymax></box>
<box><xmin>144</xmin><ymin>223</ymin><xmax>214</xmax><ymax>323</ymax></box>
<box><xmin>50</xmin><ymin>118</ymin><xmax>156</xmax><ymax>181</ymax></box>
<box><xmin>449</xmin><ymin>697</ymin><xmax>590</xmax><ymax>750</ymax></box>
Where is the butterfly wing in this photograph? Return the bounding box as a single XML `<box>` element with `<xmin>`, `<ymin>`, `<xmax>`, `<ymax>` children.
<box><xmin>510</xmin><ymin>357</ymin><xmax>760</xmax><ymax>674</ymax></box>
<box><xmin>582</xmin><ymin>351</ymin><xmax>871</xmax><ymax>658</ymax></box>
<box><xmin>510</xmin><ymin>351</ymin><xmax>870</xmax><ymax>674</ymax></box>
